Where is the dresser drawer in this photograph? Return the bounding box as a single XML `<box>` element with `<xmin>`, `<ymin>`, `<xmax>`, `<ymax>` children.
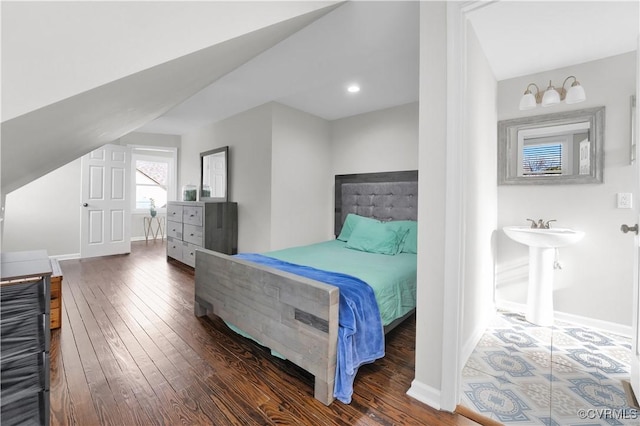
<box><xmin>183</xmin><ymin>205</ymin><xmax>203</xmax><ymax>226</ymax></box>
<box><xmin>167</xmin><ymin>204</ymin><xmax>183</xmax><ymax>223</ymax></box>
<box><xmin>183</xmin><ymin>224</ymin><xmax>203</xmax><ymax>246</ymax></box>
<box><xmin>167</xmin><ymin>237</ymin><xmax>183</xmax><ymax>261</ymax></box>
<box><xmin>167</xmin><ymin>222</ymin><xmax>182</xmax><ymax>239</ymax></box>
<box><xmin>182</xmin><ymin>243</ymin><xmax>197</xmax><ymax>268</ymax></box>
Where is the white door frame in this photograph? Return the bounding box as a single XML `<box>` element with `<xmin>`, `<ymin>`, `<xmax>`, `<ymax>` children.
<box><xmin>630</xmin><ymin>31</ymin><xmax>640</xmax><ymax>402</ymax></box>
<box><xmin>440</xmin><ymin>0</ymin><xmax>503</xmax><ymax>411</ymax></box>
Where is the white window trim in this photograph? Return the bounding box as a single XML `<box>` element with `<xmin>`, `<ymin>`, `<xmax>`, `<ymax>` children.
<box><xmin>129</xmin><ymin>145</ymin><xmax>178</xmax><ymax>215</ymax></box>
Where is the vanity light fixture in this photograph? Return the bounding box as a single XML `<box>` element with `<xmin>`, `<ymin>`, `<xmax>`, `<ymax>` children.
<box><xmin>519</xmin><ymin>76</ymin><xmax>586</xmax><ymax>110</ymax></box>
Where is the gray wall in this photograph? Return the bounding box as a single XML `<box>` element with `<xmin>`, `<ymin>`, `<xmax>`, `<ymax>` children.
<box><xmin>181</xmin><ymin>103</ymin><xmax>274</xmax><ymax>253</ymax></box>
<box><xmin>331</xmin><ymin>102</ymin><xmax>418</xmax><ymax>175</ymax></box>
<box><xmin>496</xmin><ymin>52</ymin><xmax>637</xmax><ymax>327</ymax></box>
<box><xmin>271</xmin><ymin>103</ymin><xmax>333</xmax><ymax>248</ymax></box>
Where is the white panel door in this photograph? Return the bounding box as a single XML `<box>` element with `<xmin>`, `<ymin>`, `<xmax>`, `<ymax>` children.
<box><xmin>80</xmin><ymin>144</ymin><xmax>131</xmax><ymax>258</ymax></box>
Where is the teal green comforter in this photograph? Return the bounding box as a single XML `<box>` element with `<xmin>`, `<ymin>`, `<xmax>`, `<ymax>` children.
<box><xmin>266</xmin><ymin>240</ymin><xmax>417</xmax><ymax>326</ymax></box>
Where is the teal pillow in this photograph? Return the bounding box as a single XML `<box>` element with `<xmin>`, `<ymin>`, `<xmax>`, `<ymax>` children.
<box><xmin>346</xmin><ymin>220</ymin><xmax>408</xmax><ymax>255</ymax></box>
<box><xmin>386</xmin><ymin>220</ymin><xmax>417</xmax><ymax>254</ymax></box>
<box><xmin>336</xmin><ymin>213</ymin><xmax>380</xmax><ymax>241</ymax></box>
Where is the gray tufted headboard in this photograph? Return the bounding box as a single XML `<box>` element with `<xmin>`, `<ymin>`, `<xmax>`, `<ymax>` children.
<box><xmin>334</xmin><ymin>170</ymin><xmax>418</xmax><ymax>237</ymax></box>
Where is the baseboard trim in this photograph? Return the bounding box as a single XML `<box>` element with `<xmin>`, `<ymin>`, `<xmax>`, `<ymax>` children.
<box><xmin>406</xmin><ymin>379</ymin><xmax>441</xmax><ymax>410</ymax></box>
<box><xmin>495</xmin><ymin>299</ymin><xmax>632</xmax><ymax>338</ymax></box>
<box><xmin>623</xmin><ymin>380</ymin><xmax>640</xmax><ymax>410</ymax></box>
<box><xmin>50</xmin><ymin>253</ymin><xmax>80</xmax><ymax>261</ymax></box>
<box><xmin>460</xmin><ymin>309</ymin><xmax>495</xmax><ymax>369</ymax></box>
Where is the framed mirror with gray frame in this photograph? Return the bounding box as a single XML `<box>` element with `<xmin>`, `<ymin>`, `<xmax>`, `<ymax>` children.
<box><xmin>200</xmin><ymin>146</ymin><xmax>229</xmax><ymax>201</ymax></box>
<box><xmin>498</xmin><ymin>106</ymin><xmax>605</xmax><ymax>185</ymax></box>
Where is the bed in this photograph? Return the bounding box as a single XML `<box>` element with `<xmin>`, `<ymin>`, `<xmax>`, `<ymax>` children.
<box><xmin>194</xmin><ymin>170</ymin><xmax>418</xmax><ymax>405</ymax></box>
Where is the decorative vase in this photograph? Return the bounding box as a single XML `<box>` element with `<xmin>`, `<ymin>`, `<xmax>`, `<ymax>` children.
<box><xmin>150</xmin><ymin>208</ymin><xmax>157</xmax><ymax>218</ymax></box>
<box><xmin>182</xmin><ymin>184</ymin><xmax>197</xmax><ymax>201</ymax></box>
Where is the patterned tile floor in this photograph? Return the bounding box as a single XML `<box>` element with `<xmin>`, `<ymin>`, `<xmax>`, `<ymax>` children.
<box><xmin>460</xmin><ymin>311</ymin><xmax>640</xmax><ymax>425</ymax></box>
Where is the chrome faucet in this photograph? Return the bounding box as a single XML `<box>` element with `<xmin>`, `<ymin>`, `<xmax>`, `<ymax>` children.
<box><xmin>526</xmin><ymin>219</ymin><xmax>556</xmax><ymax>229</ymax></box>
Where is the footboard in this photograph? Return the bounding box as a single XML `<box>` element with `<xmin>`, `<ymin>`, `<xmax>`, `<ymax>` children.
<box><xmin>194</xmin><ymin>248</ymin><xmax>339</xmax><ymax>405</ymax></box>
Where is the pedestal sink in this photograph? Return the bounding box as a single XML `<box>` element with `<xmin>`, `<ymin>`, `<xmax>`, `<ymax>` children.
<box><xmin>503</xmin><ymin>226</ymin><xmax>585</xmax><ymax>326</ymax></box>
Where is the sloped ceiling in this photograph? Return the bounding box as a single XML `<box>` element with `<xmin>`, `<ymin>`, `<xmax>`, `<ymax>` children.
<box><xmin>138</xmin><ymin>0</ymin><xmax>420</xmax><ymax>134</ymax></box>
<box><xmin>1</xmin><ymin>4</ymin><xmax>340</xmax><ymax>195</ymax></box>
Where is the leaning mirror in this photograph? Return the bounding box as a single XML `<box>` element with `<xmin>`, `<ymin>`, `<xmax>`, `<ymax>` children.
<box><xmin>200</xmin><ymin>146</ymin><xmax>228</xmax><ymax>201</ymax></box>
<box><xmin>498</xmin><ymin>106</ymin><xmax>604</xmax><ymax>185</ymax></box>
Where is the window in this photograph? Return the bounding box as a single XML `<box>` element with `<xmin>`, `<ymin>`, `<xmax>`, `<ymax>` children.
<box><xmin>522</xmin><ymin>142</ymin><xmax>563</xmax><ymax>176</ymax></box>
<box><xmin>130</xmin><ymin>146</ymin><xmax>177</xmax><ymax>213</ymax></box>
<box><xmin>135</xmin><ymin>159</ymin><xmax>169</xmax><ymax>209</ymax></box>
<box><xmin>515</xmin><ymin>123</ymin><xmax>589</xmax><ymax>178</ymax></box>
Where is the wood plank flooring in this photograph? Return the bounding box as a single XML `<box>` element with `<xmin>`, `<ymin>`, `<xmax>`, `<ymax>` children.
<box><xmin>50</xmin><ymin>241</ymin><xmax>479</xmax><ymax>425</ymax></box>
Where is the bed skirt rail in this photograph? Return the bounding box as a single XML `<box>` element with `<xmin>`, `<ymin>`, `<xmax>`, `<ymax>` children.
<box><xmin>194</xmin><ymin>248</ymin><xmax>340</xmax><ymax>405</ymax></box>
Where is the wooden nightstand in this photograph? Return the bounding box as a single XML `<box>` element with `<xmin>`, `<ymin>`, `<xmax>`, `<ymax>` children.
<box><xmin>50</xmin><ymin>258</ymin><xmax>62</xmax><ymax>329</ymax></box>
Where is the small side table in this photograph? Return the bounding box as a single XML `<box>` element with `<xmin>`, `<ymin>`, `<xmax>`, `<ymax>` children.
<box><xmin>144</xmin><ymin>216</ymin><xmax>165</xmax><ymax>242</ymax></box>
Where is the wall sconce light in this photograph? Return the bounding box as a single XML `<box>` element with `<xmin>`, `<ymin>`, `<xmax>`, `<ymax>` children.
<box><xmin>519</xmin><ymin>76</ymin><xmax>586</xmax><ymax>110</ymax></box>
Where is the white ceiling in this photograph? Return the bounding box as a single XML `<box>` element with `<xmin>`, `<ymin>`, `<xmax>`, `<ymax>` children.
<box><xmin>468</xmin><ymin>1</ymin><xmax>639</xmax><ymax>81</ymax></box>
<box><xmin>138</xmin><ymin>1</ymin><xmax>639</xmax><ymax>136</ymax></box>
<box><xmin>137</xmin><ymin>1</ymin><xmax>419</xmax><ymax>135</ymax></box>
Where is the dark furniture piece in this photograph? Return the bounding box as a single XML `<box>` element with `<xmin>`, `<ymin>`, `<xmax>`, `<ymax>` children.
<box><xmin>167</xmin><ymin>201</ymin><xmax>238</xmax><ymax>267</ymax></box>
<box><xmin>1</xmin><ymin>250</ymin><xmax>52</xmax><ymax>426</ymax></box>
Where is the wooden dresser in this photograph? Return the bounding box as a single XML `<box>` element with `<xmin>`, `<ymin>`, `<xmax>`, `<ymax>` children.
<box><xmin>49</xmin><ymin>259</ymin><xmax>62</xmax><ymax>330</ymax></box>
<box><xmin>166</xmin><ymin>201</ymin><xmax>238</xmax><ymax>267</ymax></box>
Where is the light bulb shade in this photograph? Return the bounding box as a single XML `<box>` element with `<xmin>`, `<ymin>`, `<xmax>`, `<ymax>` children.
<box><xmin>541</xmin><ymin>88</ymin><xmax>560</xmax><ymax>107</ymax></box>
<box><xmin>519</xmin><ymin>93</ymin><xmax>537</xmax><ymax>110</ymax></box>
<box><xmin>565</xmin><ymin>84</ymin><xmax>586</xmax><ymax>104</ymax></box>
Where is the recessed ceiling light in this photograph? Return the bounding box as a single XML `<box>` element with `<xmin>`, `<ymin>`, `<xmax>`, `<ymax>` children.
<box><xmin>347</xmin><ymin>84</ymin><xmax>360</xmax><ymax>93</ymax></box>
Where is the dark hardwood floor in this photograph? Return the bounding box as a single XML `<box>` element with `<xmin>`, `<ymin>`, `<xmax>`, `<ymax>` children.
<box><xmin>50</xmin><ymin>241</ymin><xmax>478</xmax><ymax>425</ymax></box>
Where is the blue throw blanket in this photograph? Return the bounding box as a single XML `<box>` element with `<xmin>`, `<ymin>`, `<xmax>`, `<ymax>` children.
<box><xmin>235</xmin><ymin>253</ymin><xmax>384</xmax><ymax>404</ymax></box>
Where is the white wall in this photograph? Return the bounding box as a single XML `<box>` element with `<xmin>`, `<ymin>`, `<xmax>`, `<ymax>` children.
<box><xmin>460</xmin><ymin>23</ymin><xmax>498</xmax><ymax>361</ymax></box>
<box><xmin>271</xmin><ymin>103</ymin><xmax>333</xmax><ymax>248</ymax></box>
<box><xmin>3</xmin><ymin>159</ymin><xmax>82</xmax><ymax>257</ymax></box>
<box><xmin>411</xmin><ymin>0</ymin><xmax>448</xmax><ymax>406</ymax></box>
<box><xmin>331</xmin><ymin>102</ymin><xmax>418</xmax><ymax>175</ymax></box>
<box><xmin>181</xmin><ymin>103</ymin><xmax>274</xmax><ymax>253</ymax></box>
<box><xmin>496</xmin><ymin>52</ymin><xmax>637</xmax><ymax>326</ymax></box>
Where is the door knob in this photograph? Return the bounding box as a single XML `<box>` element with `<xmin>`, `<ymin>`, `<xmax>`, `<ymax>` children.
<box><xmin>621</xmin><ymin>224</ymin><xmax>639</xmax><ymax>234</ymax></box>
<box><xmin>82</xmin><ymin>203</ymin><xmax>88</xmax><ymax>207</ymax></box>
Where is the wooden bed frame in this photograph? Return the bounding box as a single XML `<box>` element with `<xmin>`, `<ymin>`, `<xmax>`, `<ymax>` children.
<box><xmin>194</xmin><ymin>170</ymin><xmax>418</xmax><ymax>405</ymax></box>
